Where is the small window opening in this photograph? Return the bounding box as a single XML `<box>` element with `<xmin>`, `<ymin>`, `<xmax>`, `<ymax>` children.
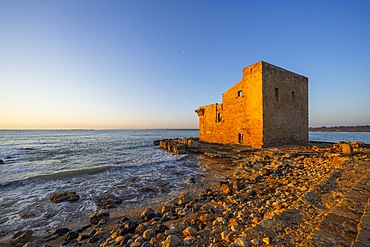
<box><xmin>217</xmin><ymin>113</ymin><xmax>222</xmax><ymax>122</ymax></box>
<box><xmin>275</xmin><ymin>88</ymin><xmax>279</xmax><ymax>101</ymax></box>
<box><xmin>237</xmin><ymin>90</ymin><xmax>243</xmax><ymax>97</ymax></box>
<box><xmin>291</xmin><ymin>91</ymin><xmax>295</xmax><ymax>103</ymax></box>
<box><xmin>238</xmin><ymin>133</ymin><xmax>243</xmax><ymax>144</ymax></box>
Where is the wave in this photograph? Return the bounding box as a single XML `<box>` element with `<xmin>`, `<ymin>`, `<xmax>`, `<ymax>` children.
<box><xmin>0</xmin><ymin>165</ymin><xmax>113</xmax><ymax>188</ymax></box>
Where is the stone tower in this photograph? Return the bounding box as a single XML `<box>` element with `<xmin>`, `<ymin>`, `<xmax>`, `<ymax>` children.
<box><xmin>195</xmin><ymin>61</ymin><xmax>308</xmax><ymax>148</ymax></box>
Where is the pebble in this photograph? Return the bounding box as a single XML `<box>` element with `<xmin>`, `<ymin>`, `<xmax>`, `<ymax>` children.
<box><xmin>143</xmin><ymin>229</ymin><xmax>156</xmax><ymax>239</ymax></box>
<box><xmin>234</xmin><ymin>237</ymin><xmax>250</xmax><ymax>247</ymax></box>
<box><xmin>89</xmin><ymin>210</ymin><xmax>109</xmax><ymax>225</ymax></box>
<box><xmin>140</xmin><ymin>208</ymin><xmax>155</xmax><ymax>221</ymax></box>
<box><xmin>251</xmin><ymin>239</ymin><xmax>259</xmax><ymax>245</ymax></box>
<box><xmin>221</xmin><ymin>231</ymin><xmax>228</xmax><ymax>240</ymax></box>
<box><xmin>262</xmin><ymin>236</ymin><xmax>270</xmax><ymax>245</ymax></box>
<box><xmin>162</xmin><ymin>234</ymin><xmax>181</xmax><ymax>247</ymax></box>
<box><xmin>182</xmin><ymin>227</ymin><xmax>197</xmax><ymax>237</ymax></box>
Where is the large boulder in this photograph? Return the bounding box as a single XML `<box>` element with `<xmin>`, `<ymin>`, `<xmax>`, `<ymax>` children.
<box><xmin>172</xmin><ymin>144</ymin><xmax>187</xmax><ymax>154</ymax></box>
<box><xmin>339</xmin><ymin>141</ymin><xmax>354</xmax><ymax>155</ymax></box>
<box><xmin>89</xmin><ymin>210</ymin><xmax>109</xmax><ymax>225</ymax></box>
<box><xmin>95</xmin><ymin>194</ymin><xmax>122</xmax><ymax>209</ymax></box>
<box><xmin>162</xmin><ymin>235</ymin><xmax>181</xmax><ymax>247</ymax></box>
<box><xmin>140</xmin><ymin>208</ymin><xmax>155</xmax><ymax>221</ymax></box>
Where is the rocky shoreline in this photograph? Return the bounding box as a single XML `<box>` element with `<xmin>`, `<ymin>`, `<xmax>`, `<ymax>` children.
<box><xmin>1</xmin><ymin>140</ymin><xmax>370</xmax><ymax>247</ymax></box>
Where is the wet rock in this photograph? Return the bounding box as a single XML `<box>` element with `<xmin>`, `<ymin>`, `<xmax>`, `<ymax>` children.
<box><xmin>21</xmin><ymin>210</ymin><xmax>36</xmax><ymax>219</ymax></box>
<box><xmin>77</xmin><ymin>234</ymin><xmax>91</xmax><ymax>241</ymax></box>
<box><xmin>22</xmin><ymin>243</ymin><xmax>36</xmax><ymax>247</ymax></box>
<box><xmin>121</xmin><ymin>220</ymin><xmax>138</xmax><ymax>233</ymax></box>
<box><xmin>95</xmin><ymin>193</ymin><xmax>122</xmax><ymax>209</ymax></box>
<box><xmin>89</xmin><ymin>209</ymin><xmax>109</xmax><ymax>225</ymax></box>
<box><xmin>177</xmin><ymin>193</ymin><xmax>193</xmax><ymax>206</ymax></box>
<box><xmin>51</xmin><ymin>227</ymin><xmax>70</xmax><ymax>235</ymax></box>
<box><xmin>140</xmin><ymin>208</ymin><xmax>155</xmax><ymax>221</ymax></box>
<box><xmin>98</xmin><ymin>218</ymin><xmax>107</xmax><ymax>225</ymax></box>
<box><xmin>65</xmin><ymin>231</ymin><xmax>79</xmax><ymax>241</ymax></box>
<box><xmin>49</xmin><ymin>191</ymin><xmax>80</xmax><ymax>203</ymax></box>
<box><xmin>162</xmin><ymin>234</ymin><xmax>181</xmax><ymax>247</ymax></box>
<box><xmin>88</xmin><ymin>236</ymin><xmax>100</xmax><ymax>243</ymax></box>
<box><xmin>161</xmin><ymin>205</ymin><xmax>173</xmax><ymax>214</ymax></box>
<box><xmin>76</xmin><ymin>224</ymin><xmax>91</xmax><ymax>233</ymax></box>
<box><xmin>9</xmin><ymin>230</ymin><xmax>34</xmax><ymax>245</ymax></box>
<box><xmin>0</xmin><ymin>159</ymin><xmax>4</xmax><ymax>164</ymax></box>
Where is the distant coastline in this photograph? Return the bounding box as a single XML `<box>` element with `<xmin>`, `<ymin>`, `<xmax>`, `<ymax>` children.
<box><xmin>309</xmin><ymin>125</ymin><xmax>370</xmax><ymax>132</ymax></box>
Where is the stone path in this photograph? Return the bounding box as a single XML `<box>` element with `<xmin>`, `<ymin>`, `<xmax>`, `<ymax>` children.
<box><xmin>310</xmin><ymin>170</ymin><xmax>370</xmax><ymax>246</ymax></box>
<box><xmin>246</xmin><ymin>158</ymin><xmax>370</xmax><ymax>246</ymax></box>
<box><xmin>353</xmin><ymin>199</ymin><xmax>370</xmax><ymax>247</ymax></box>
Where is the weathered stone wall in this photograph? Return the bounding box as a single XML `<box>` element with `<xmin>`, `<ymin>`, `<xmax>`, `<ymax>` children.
<box><xmin>195</xmin><ymin>61</ymin><xmax>308</xmax><ymax>148</ymax></box>
<box><xmin>221</xmin><ymin>62</ymin><xmax>263</xmax><ymax>147</ymax></box>
<box><xmin>196</xmin><ymin>103</ymin><xmax>224</xmax><ymax>144</ymax></box>
<box><xmin>262</xmin><ymin>62</ymin><xmax>308</xmax><ymax>147</ymax></box>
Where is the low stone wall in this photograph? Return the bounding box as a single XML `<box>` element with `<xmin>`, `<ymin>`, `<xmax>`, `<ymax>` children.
<box><xmin>153</xmin><ymin>138</ymin><xmax>200</xmax><ymax>154</ymax></box>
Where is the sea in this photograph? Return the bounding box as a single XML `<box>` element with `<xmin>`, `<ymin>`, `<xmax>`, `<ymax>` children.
<box><xmin>0</xmin><ymin>130</ymin><xmax>369</xmax><ymax>233</ymax></box>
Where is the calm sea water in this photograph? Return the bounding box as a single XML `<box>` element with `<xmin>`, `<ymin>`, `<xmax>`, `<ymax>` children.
<box><xmin>0</xmin><ymin>130</ymin><xmax>201</xmax><ymax>232</ymax></box>
<box><xmin>0</xmin><ymin>130</ymin><xmax>369</xmax><ymax>233</ymax></box>
<box><xmin>309</xmin><ymin>131</ymin><xmax>370</xmax><ymax>144</ymax></box>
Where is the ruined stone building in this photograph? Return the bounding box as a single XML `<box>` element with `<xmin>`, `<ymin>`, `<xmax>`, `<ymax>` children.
<box><xmin>195</xmin><ymin>61</ymin><xmax>308</xmax><ymax>148</ymax></box>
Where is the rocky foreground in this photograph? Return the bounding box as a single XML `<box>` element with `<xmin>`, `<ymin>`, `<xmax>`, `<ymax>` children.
<box><xmin>2</xmin><ymin>140</ymin><xmax>370</xmax><ymax>247</ymax></box>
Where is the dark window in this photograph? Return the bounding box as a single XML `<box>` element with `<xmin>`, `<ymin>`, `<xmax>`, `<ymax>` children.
<box><xmin>291</xmin><ymin>91</ymin><xmax>295</xmax><ymax>103</ymax></box>
<box><xmin>275</xmin><ymin>88</ymin><xmax>279</xmax><ymax>102</ymax></box>
<box><xmin>238</xmin><ymin>133</ymin><xmax>243</xmax><ymax>144</ymax></box>
<box><xmin>237</xmin><ymin>90</ymin><xmax>243</xmax><ymax>97</ymax></box>
<box><xmin>217</xmin><ymin>113</ymin><xmax>222</xmax><ymax>122</ymax></box>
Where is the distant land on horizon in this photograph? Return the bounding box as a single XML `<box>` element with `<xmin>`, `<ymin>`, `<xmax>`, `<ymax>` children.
<box><xmin>309</xmin><ymin>125</ymin><xmax>370</xmax><ymax>132</ymax></box>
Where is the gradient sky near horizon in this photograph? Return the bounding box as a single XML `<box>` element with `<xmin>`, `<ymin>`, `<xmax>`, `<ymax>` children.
<box><xmin>1</xmin><ymin>1</ymin><xmax>369</xmax><ymax>129</ymax></box>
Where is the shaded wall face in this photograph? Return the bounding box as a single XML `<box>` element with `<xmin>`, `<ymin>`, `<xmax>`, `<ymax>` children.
<box><xmin>262</xmin><ymin>63</ymin><xmax>308</xmax><ymax>146</ymax></box>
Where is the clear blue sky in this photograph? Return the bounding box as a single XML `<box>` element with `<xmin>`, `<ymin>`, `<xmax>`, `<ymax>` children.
<box><xmin>1</xmin><ymin>0</ymin><xmax>369</xmax><ymax>129</ymax></box>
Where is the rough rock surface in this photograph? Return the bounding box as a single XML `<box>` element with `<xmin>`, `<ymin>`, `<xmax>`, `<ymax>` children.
<box><xmin>49</xmin><ymin>191</ymin><xmax>80</xmax><ymax>203</ymax></box>
<box><xmin>4</xmin><ymin>140</ymin><xmax>370</xmax><ymax>247</ymax></box>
